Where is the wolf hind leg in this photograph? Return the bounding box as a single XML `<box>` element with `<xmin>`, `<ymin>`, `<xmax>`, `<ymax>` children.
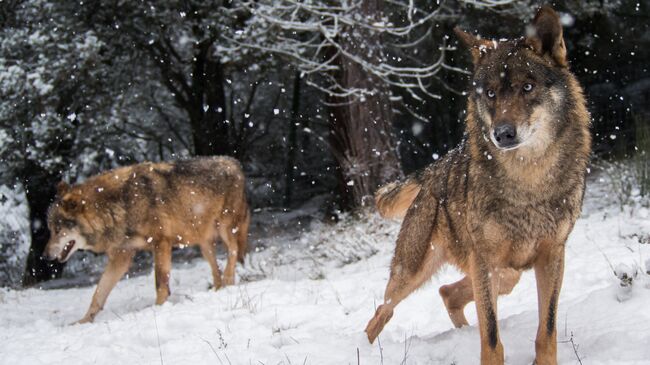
<box><xmin>439</xmin><ymin>268</ymin><xmax>521</xmax><ymax>328</ymax></box>
<box><xmin>199</xmin><ymin>240</ymin><xmax>223</xmax><ymax>290</ymax></box>
<box><xmin>77</xmin><ymin>249</ymin><xmax>135</xmax><ymax>324</ymax></box>
<box><xmin>234</xmin><ymin>208</ymin><xmax>249</xmax><ymax>265</ymax></box>
<box><xmin>153</xmin><ymin>241</ymin><xmax>172</xmax><ymax>305</ymax></box>
<box><xmin>218</xmin><ymin>222</ymin><xmax>239</xmax><ymax>286</ymax></box>
<box><xmin>439</xmin><ymin>275</ymin><xmax>473</xmax><ymax>328</ymax></box>
<box><xmin>365</xmin><ymin>242</ymin><xmax>447</xmax><ymax>344</ymax></box>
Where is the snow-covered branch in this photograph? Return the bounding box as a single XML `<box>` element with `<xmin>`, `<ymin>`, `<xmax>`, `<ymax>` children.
<box><xmin>230</xmin><ymin>0</ymin><xmax>470</xmax><ymax>107</ymax></box>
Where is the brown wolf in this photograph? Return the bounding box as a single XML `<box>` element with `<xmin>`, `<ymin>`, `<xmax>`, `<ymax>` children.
<box><xmin>44</xmin><ymin>156</ymin><xmax>250</xmax><ymax>324</ymax></box>
<box><xmin>365</xmin><ymin>6</ymin><xmax>591</xmax><ymax>365</ymax></box>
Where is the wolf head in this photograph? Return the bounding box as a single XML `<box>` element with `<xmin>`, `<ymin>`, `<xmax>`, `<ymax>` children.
<box><xmin>44</xmin><ymin>182</ymin><xmax>92</xmax><ymax>263</ymax></box>
<box><xmin>456</xmin><ymin>6</ymin><xmax>573</xmax><ymax>156</ymax></box>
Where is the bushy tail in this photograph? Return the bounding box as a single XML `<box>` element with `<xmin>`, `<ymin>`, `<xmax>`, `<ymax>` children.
<box><xmin>375</xmin><ymin>176</ymin><xmax>422</xmax><ymax>219</ymax></box>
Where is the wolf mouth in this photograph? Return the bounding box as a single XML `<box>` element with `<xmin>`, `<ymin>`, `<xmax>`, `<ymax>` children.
<box><xmin>489</xmin><ymin>133</ymin><xmax>522</xmax><ymax>151</ymax></box>
<box><xmin>58</xmin><ymin>240</ymin><xmax>76</xmax><ymax>262</ymax></box>
<box><xmin>494</xmin><ymin>142</ymin><xmax>522</xmax><ymax>151</ymax></box>
<box><xmin>489</xmin><ymin>126</ymin><xmax>538</xmax><ymax>152</ymax></box>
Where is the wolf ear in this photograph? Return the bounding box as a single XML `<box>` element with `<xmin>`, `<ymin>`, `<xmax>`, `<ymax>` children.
<box><xmin>454</xmin><ymin>27</ymin><xmax>494</xmax><ymax>65</ymax></box>
<box><xmin>61</xmin><ymin>195</ymin><xmax>81</xmax><ymax>213</ymax></box>
<box><xmin>526</xmin><ymin>5</ymin><xmax>568</xmax><ymax>67</ymax></box>
<box><xmin>57</xmin><ymin>181</ymin><xmax>70</xmax><ymax>196</ymax></box>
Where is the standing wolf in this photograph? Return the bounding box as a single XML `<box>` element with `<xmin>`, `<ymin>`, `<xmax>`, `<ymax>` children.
<box><xmin>365</xmin><ymin>6</ymin><xmax>591</xmax><ymax>365</ymax></box>
<box><xmin>44</xmin><ymin>156</ymin><xmax>250</xmax><ymax>323</ymax></box>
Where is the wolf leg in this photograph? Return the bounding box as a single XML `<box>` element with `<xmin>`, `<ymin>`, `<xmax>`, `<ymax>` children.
<box><xmin>199</xmin><ymin>241</ymin><xmax>223</xmax><ymax>290</ymax></box>
<box><xmin>440</xmin><ymin>268</ymin><xmax>521</xmax><ymax>328</ymax></box>
<box><xmin>235</xmin><ymin>209</ymin><xmax>250</xmax><ymax>264</ymax></box>
<box><xmin>365</xmin><ymin>243</ymin><xmax>447</xmax><ymax>344</ymax></box>
<box><xmin>218</xmin><ymin>224</ymin><xmax>238</xmax><ymax>286</ymax></box>
<box><xmin>439</xmin><ymin>275</ymin><xmax>473</xmax><ymax>328</ymax></box>
<box><xmin>153</xmin><ymin>241</ymin><xmax>172</xmax><ymax>305</ymax></box>
<box><xmin>77</xmin><ymin>249</ymin><xmax>135</xmax><ymax>324</ymax></box>
<box><xmin>470</xmin><ymin>254</ymin><xmax>504</xmax><ymax>365</ymax></box>
<box><xmin>534</xmin><ymin>242</ymin><xmax>564</xmax><ymax>365</ymax></box>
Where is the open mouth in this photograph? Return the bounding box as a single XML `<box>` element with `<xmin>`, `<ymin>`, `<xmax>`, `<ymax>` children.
<box><xmin>58</xmin><ymin>240</ymin><xmax>76</xmax><ymax>262</ymax></box>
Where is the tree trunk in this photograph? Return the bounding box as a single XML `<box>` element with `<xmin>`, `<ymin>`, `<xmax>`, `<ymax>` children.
<box><xmin>190</xmin><ymin>40</ymin><xmax>231</xmax><ymax>157</ymax></box>
<box><xmin>284</xmin><ymin>72</ymin><xmax>301</xmax><ymax>207</ymax></box>
<box><xmin>328</xmin><ymin>0</ymin><xmax>402</xmax><ymax>210</ymax></box>
<box><xmin>21</xmin><ymin>165</ymin><xmax>64</xmax><ymax>287</ymax></box>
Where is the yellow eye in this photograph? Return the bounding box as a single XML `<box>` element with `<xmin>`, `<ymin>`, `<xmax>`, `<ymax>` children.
<box><xmin>523</xmin><ymin>83</ymin><xmax>534</xmax><ymax>92</ymax></box>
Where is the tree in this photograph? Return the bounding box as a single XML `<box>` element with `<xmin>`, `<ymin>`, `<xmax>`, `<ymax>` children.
<box><xmin>229</xmin><ymin>0</ymin><xmax>484</xmax><ymax>208</ymax></box>
<box><xmin>0</xmin><ymin>0</ymin><xmax>126</xmax><ymax>285</ymax></box>
<box><xmin>87</xmin><ymin>0</ymin><xmax>276</xmax><ymax>158</ymax></box>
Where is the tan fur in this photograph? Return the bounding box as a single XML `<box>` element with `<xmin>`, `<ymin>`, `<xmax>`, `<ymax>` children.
<box><xmin>44</xmin><ymin>156</ymin><xmax>250</xmax><ymax>323</ymax></box>
<box><xmin>366</xmin><ymin>6</ymin><xmax>591</xmax><ymax>365</ymax></box>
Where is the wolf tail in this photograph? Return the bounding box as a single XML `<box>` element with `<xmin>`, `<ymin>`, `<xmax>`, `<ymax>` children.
<box><xmin>375</xmin><ymin>173</ymin><xmax>423</xmax><ymax>219</ymax></box>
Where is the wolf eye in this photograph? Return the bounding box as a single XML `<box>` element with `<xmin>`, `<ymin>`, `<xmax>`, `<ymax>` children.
<box><xmin>523</xmin><ymin>83</ymin><xmax>534</xmax><ymax>92</ymax></box>
<box><xmin>487</xmin><ymin>90</ymin><xmax>496</xmax><ymax>98</ymax></box>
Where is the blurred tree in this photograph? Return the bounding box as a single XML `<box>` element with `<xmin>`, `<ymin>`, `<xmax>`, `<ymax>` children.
<box><xmin>325</xmin><ymin>0</ymin><xmax>403</xmax><ymax>209</ymax></box>
<box><xmin>0</xmin><ymin>1</ymin><xmax>126</xmax><ymax>285</ymax></box>
<box><xmin>232</xmin><ymin>0</ymin><xmax>482</xmax><ymax>208</ymax></box>
<box><xmin>87</xmin><ymin>0</ymin><xmax>275</xmax><ymax>158</ymax></box>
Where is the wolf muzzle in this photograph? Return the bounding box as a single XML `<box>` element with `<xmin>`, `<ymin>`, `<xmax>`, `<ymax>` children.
<box><xmin>493</xmin><ymin>123</ymin><xmax>518</xmax><ymax>148</ymax></box>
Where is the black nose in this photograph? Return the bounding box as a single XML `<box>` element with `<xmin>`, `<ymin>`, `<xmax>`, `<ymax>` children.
<box><xmin>493</xmin><ymin>124</ymin><xmax>517</xmax><ymax>147</ymax></box>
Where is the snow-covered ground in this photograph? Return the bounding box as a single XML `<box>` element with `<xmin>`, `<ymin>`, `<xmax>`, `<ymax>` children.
<box><xmin>1</xmin><ymin>176</ymin><xmax>650</xmax><ymax>365</ymax></box>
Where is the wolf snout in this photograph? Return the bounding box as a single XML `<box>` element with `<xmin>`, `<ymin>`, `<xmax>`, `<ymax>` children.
<box><xmin>41</xmin><ymin>249</ymin><xmax>57</xmax><ymax>261</ymax></box>
<box><xmin>493</xmin><ymin>123</ymin><xmax>518</xmax><ymax>148</ymax></box>
<box><xmin>42</xmin><ymin>239</ymin><xmax>77</xmax><ymax>262</ymax></box>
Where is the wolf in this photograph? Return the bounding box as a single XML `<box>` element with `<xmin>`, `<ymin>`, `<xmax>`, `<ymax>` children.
<box><xmin>44</xmin><ymin>156</ymin><xmax>250</xmax><ymax>324</ymax></box>
<box><xmin>365</xmin><ymin>6</ymin><xmax>591</xmax><ymax>365</ymax></box>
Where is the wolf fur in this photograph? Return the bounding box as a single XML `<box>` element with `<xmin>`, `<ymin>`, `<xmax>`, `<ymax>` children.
<box><xmin>44</xmin><ymin>156</ymin><xmax>250</xmax><ymax>323</ymax></box>
<box><xmin>366</xmin><ymin>6</ymin><xmax>591</xmax><ymax>365</ymax></box>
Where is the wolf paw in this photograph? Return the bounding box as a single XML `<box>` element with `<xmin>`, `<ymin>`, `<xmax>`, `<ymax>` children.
<box><xmin>72</xmin><ymin>316</ymin><xmax>94</xmax><ymax>325</ymax></box>
<box><xmin>365</xmin><ymin>305</ymin><xmax>393</xmax><ymax>344</ymax></box>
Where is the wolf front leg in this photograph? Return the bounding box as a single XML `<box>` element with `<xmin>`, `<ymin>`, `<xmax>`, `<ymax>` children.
<box><xmin>77</xmin><ymin>249</ymin><xmax>135</xmax><ymax>324</ymax></box>
<box><xmin>153</xmin><ymin>241</ymin><xmax>172</xmax><ymax>305</ymax></box>
<box><xmin>365</xmin><ymin>242</ymin><xmax>447</xmax><ymax>343</ymax></box>
<box><xmin>533</xmin><ymin>241</ymin><xmax>565</xmax><ymax>365</ymax></box>
<box><xmin>470</xmin><ymin>253</ymin><xmax>504</xmax><ymax>365</ymax></box>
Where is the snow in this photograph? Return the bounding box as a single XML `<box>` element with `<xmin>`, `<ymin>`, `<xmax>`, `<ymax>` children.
<box><xmin>1</xmin><ymin>177</ymin><xmax>650</xmax><ymax>364</ymax></box>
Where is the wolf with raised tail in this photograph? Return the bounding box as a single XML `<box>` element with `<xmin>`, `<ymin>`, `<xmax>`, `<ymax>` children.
<box><xmin>366</xmin><ymin>6</ymin><xmax>591</xmax><ymax>365</ymax></box>
<box><xmin>44</xmin><ymin>156</ymin><xmax>250</xmax><ymax>323</ymax></box>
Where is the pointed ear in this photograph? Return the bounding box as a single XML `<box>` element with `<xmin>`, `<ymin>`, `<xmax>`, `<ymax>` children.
<box><xmin>61</xmin><ymin>195</ymin><xmax>81</xmax><ymax>213</ymax></box>
<box><xmin>526</xmin><ymin>5</ymin><xmax>568</xmax><ymax>67</ymax></box>
<box><xmin>454</xmin><ymin>27</ymin><xmax>494</xmax><ymax>65</ymax></box>
<box><xmin>57</xmin><ymin>181</ymin><xmax>70</xmax><ymax>196</ymax></box>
